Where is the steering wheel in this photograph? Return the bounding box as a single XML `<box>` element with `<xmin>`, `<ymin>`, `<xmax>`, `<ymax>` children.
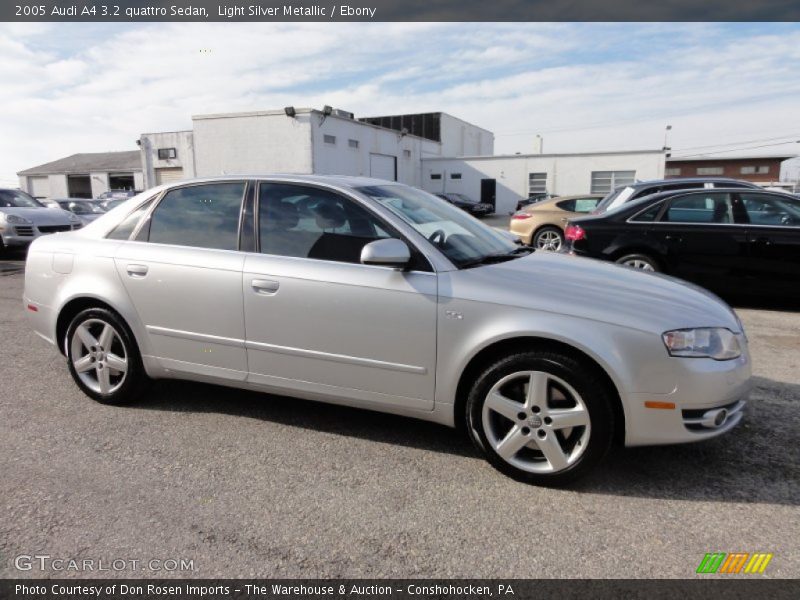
<box><xmin>428</xmin><ymin>229</ymin><xmax>446</xmax><ymax>247</ymax></box>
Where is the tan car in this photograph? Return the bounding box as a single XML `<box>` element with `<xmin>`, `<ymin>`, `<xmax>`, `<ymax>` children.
<box><xmin>509</xmin><ymin>194</ymin><xmax>603</xmax><ymax>251</ymax></box>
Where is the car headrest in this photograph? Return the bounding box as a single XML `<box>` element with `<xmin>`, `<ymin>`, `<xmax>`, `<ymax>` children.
<box><xmin>313</xmin><ymin>201</ymin><xmax>347</xmax><ymax>230</ymax></box>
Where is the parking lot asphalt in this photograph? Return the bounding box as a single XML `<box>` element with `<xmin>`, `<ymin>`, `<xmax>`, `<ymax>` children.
<box><xmin>0</xmin><ymin>253</ymin><xmax>798</xmax><ymax>579</ymax></box>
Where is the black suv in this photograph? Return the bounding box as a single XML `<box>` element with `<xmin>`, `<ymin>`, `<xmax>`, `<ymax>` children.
<box><xmin>595</xmin><ymin>177</ymin><xmax>761</xmax><ymax>214</ymax></box>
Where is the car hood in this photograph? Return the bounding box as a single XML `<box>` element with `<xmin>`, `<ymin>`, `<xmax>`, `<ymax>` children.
<box><xmin>449</xmin><ymin>251</ymin><xmax>740</xmax><ymax>334</ymax></box>
<box><xmin>0</xmin><ymin>206</ymin><xmax>74</xmax><ymax>225</ymax></box>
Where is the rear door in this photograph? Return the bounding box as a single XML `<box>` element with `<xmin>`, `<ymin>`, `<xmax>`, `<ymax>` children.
<box><xmin>738</xmin><ymin>192</ymin><xmax>800</xmax><ymax>296</ymax></box>
<box><xmin>651</xmin><ymin>192</ymin><xmax>749</xmax><ymax>292</ymax></box>
<box><xmin>114</xmin><ymin>181</ymin><xmax>249</xmax><ymax>381</ymax></box>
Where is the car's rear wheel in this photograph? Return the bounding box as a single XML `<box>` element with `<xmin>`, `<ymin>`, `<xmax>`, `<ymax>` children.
<box><xmin>533</xmin><ymin>226</ymin><xmax>563</xmax><ymax>252</ymax></box>
<box><xmin>465</xmin><ymin>350</ymin><xmax>614</xmax><ymax>486</ymax></box>
<box><xmin>65</xmin><ymin>307</ymin><xmax>149</xmax><ymax>404</ymax></box>
<box><xmin>615</xmin><ymin>253</ymin><xmax>659</xmax><ymax>272</ymax></box>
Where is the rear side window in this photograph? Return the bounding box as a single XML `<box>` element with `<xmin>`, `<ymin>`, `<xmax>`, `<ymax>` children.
<box><xmin>662</xmin><ymin>193</ymin><xmax>734</xmax><ymax>224</ymax></box>
<box><xmin>557</xmin><ymin>197</ymin><xmax>600</xmax><ymax>213</ymax></box>
<box><xmin>629</xmin><ymin>202</ymin><xmax>663</xmax><ymax>222</ymax></box>
<box><xmin>106</xmin><ymin>196</ymin><xmax>157</xmax><ymax>240</ymax></box>
<box><xmin>144</xmin><ymin>183</ymin><xmax>245</xmax><ymax>250</ymax></box>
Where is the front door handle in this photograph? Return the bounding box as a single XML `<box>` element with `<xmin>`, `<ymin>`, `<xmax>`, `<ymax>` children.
<box><xmin>664</xmin><ymin>235</ymin><xmax>682</xmax><ymax>243</ymax></box>
<box><xmin>251</xmin><ymin>278</ymin><xmax>280</xmax><ymax>295</ymax></box>
<box><xmin>750</xmin><ymin>237</ymin><xmax>772</xmax><ymax>245</ymax></box>
<box><xmin>126</xmin><ymin>264</ymin><xmax>148</xmax><ymax>277</ymax></box>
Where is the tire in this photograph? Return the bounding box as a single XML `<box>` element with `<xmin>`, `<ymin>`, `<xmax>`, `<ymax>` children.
<box><xmin>465</xmin><ymin>350</ymin><xmax>614</xmax><ymax>486</ymax></box>
<box><xmin>615</xmin><ymin>253</ymin><xmax>659</xmax><ymax>272</ymax></box>
<box><xmin>65</xmin><ymin>307</ymin><xmax>149</xmax><ymax>405</ymax></box>
<box><xmin>532</xmin><ymin>226</ymin><xmax>563</xmax><ymax>252</ymax></box>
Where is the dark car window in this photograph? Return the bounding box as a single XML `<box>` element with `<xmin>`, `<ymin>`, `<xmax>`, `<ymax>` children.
<box><xmin>0</xmin><ymin>189</ymin><xmax>44</xmax><ymax>208</ymax></box>
<box><xmin>144</xmin><ymin>183</ymin><xmax>245</xmax><ymax>250</ymax></box>
<box><xmin>107</xmin><ymin>197</ymin><xmax>158</xmax><ymax>240</ymax></box>
<box><xmin>258</xmin><ymin>183</ymin><xmax>392</xmax><ymax>264</ymax></box>
<box><xmin>662</xmin><ymin>193</ymin><xmax>734</xmax><ymax>224</ymax></box>
<box><xmin>629</xmin><ymin>202</ymin><xmax>664</xmax><ymax>222</ymax></box>
<box><xmin>741</xmin><ymin>193</ymin><xmax>800</xmax><ymax>227</ymax></box>
<box><xmin>556</xmin><ymin>198</ymin><xmax>600</xmax><ymax>212</ymax></box>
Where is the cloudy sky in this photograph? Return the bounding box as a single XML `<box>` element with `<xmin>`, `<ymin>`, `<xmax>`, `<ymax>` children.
<box><xmin>2</xmin><ymin>22</ymin><xmax>800</xmax><ymax>187</ymax></box>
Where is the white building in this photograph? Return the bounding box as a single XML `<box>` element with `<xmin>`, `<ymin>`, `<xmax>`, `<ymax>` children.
<box><xmin>17</xmin><ymin>151</ymin><xmax>143</xmax><ymax>199</ymax></box>
<box><xmin>421</xmin><ymin>150</ymin><xmax>666</xmax><ymax>214</ymax></box>
<box><xmin>18</xmin><ymin>107</ymin><xmax>666</xmax><ymax>211</ymax></box>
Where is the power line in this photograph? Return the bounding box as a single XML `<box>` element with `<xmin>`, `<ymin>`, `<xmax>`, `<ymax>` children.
<box><xmin>671</xmin><ymin>140</ymin><xmax>800</xmax><ymax>159</ymax></box>
<box><xmin>674</xmin><ymin>133</ymin><xmax>800</xmax><ymax>153</ymax></box>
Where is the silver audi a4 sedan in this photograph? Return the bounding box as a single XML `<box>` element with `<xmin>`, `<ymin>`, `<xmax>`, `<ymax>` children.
<box><xmin>23</xmin><ymin>176</ymin><xmax>751</xmax><ymax>485</ymax></box>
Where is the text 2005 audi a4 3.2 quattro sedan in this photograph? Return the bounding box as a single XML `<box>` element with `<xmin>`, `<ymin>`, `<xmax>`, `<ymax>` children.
<box><xmin>24</xmin><ymin>176</ymin><xmax>751</xmax><ymax>485</ymax></box>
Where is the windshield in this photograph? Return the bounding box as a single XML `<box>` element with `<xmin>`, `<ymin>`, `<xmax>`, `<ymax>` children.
<box><xmin>0</xmin><ymin>189</ymin><xmax>44</xmax><ymax>208</ymax></box>
<box><xmin>356</xmin><ymin>184</ymin><xmax>518</xmax><ymax>267</ymax></box>
<box><xmin>60</xmin><ymin>200</ymin><xmax>105</xmax><ymax>215</ymax></box>
<box><xmin>595</xmin><ymin>186</ymin><xmax>635</xmax><ymax>213</ymax></box>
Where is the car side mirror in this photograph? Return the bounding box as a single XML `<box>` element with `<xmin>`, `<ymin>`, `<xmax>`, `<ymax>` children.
<box><xmin>360</xmin><ymin>238</ymin><xmax>411</xmax><ymax>268</ymax></box>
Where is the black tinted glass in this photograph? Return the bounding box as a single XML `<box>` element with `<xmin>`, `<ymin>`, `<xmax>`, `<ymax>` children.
<box><xmin>147</xmin><ymin>183</ymin><xmax>245</xmax><ymax>250</ymax></box>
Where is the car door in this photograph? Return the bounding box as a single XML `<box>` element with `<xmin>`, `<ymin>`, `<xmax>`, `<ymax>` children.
<box><xmin>113</xmin><ymin>181</ymin><xmax>249</xmax><ymax>381</ymax></box>
<box><xmin>242</xmin><ymin>181</ymin><xmax>437</xmax><ymax>410</ymax></box>
<box><xmin>651</xmin><ymin>192</ymin><xmax>749</xmax><ymax>292</ymax></box>
<box><xmin>738</xmin><ymin>192</ymin><xmax>800</xmax><ymax>297</ymax></box>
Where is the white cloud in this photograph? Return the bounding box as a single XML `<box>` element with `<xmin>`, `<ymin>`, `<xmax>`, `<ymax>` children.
<box><xmin>1</xmin><ymin>22</ymin><xmax>799</xmax><ymax>188</ymax></box>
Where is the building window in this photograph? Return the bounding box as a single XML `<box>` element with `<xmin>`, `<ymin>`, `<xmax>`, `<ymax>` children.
<box><xmin>157</xmin><ymin>148</ymin><xmax>177</xmax><ymax>160</ymax></box>
<box><xmin>665</xmin><ymin>167</ymin><xmax>681</xmax><ymax>176</ymax></box>
<box><xmin>430</xmin><ymin>173</ymin><xmax>442</xmax><ymax>180</ymax></box>
<box><xmin>450</xmin><ymin>173</ymin><xmax>462</xmax><ymax>180</ymax></box>
<box><xmin>348</xmin><ymin>139</ymin><xmax>359</xmax><ymax>149</ymax></box>
<box><xmin>590</xmin><ymin>170</ymin><xmax>636</xmax><ymax>194</ymax></box>
<box><xmin>697</xmin><ymin>167</ymin><xmax>723</xmax><ymax>175</ymax></box>
<box><xmin>741</xmin><ymin>165</ymin><xmax>769</xmax><ymax>175</ymax></box>
<box><xmin>403</xmin><ymin>150</ymin><xmax>411</xmax><ymax>158</ymax></box>
<box><xmin>528</xmin><ymin>172</ymin><xmax>547</xmax><ymax>194</ymax></box>
<box><xmin>323</xmin><ymin>134</ymin><xmax>336</xmax><ymax>145</ymax></box>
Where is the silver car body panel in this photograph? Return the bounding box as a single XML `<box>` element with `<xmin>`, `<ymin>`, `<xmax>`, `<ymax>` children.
<box><xmin>23</xmin><ymin>175</ymin><xmax>752</xmax><ymax>446</ymax></box>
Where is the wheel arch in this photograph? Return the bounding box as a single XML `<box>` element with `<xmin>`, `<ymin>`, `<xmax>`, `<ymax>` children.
<box><xmin>453</xmin><ymin>335</ymin><xmax>626</xmax><ymax>445</ymax></box>
<box><xmin>607</xmin><ymin>245</ymin><xmax>665</xmax><ymax>271</ymax></box>
<box><xmin>55</xmin><ymin>296</ymin><xmax>139</xmax><ymax>356</ymax></box>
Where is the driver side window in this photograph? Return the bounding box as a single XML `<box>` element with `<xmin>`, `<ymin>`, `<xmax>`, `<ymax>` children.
<box><xmin>258</xmin><ymin>183</ymin><xmax>393</xmax><ymax>264</ymax></box>
<box><xmin>741</xmin><ymin>193</ymin><xmax>800</xmax><ymax>227</ymax></box>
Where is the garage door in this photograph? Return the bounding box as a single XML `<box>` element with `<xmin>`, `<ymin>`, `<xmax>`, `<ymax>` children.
<box><xmin>369</xmin><ymin>154</ymin><xmax>397</xmax><ymax>182</ymax></box>
<box><xmin>155</xmin><ymin>167</ymin><xmax>184</xmax><ymax>185</ymax></box>
<box><xmin>29</xmin><ymin>176</ymin><xmax>50</xmax><ymax>199</ymax></box>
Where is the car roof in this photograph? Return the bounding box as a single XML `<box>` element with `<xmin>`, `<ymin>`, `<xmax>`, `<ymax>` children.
<box><xmin>628</xmin><ymin>177</ymin><xmax>758</xmax><ymax>189</ymax></box>
<box><xmin>163</xmin><ymin>174</ymin><xmax>399</xmax><ymax>189</ymax></box>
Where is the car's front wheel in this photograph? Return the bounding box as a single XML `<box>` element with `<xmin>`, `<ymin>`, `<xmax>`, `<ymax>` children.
<box><xmin>65</xmin><ymin>307</ymin><xmax>149</xmax><ymax>404</ymax></box>
<box><xmin>465</xmin><ymin>350</ymin><xmax>614</xmax><ymax>486</ymax></box>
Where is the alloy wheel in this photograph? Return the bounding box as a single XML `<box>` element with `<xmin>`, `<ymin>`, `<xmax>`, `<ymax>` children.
<box><xmin>70</xmin><ymin>318</ymin><xmax>128</xmax><ymax>395</ymax></box>
<box><xmin>622</xmin><ymin>258</ymin><xmax>655</xmax><ymax>271</ymax></box>
<box><xmin>481</xmin><ymin>371</ymin><xmax>591</xmax><ymax>474</ymax></box>
<box><xmin>535</xmin><ymin>230</ymin><xmax>562</xmax><ymax>251</ymax></box>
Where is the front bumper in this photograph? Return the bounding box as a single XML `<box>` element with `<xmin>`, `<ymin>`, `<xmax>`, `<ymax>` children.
<box><xmin>1</xmin><ymin>223</ymin><xmax>80</xmax><ymax>246</ymax></box>
<box><xmin>624</xmin><ymin>350</ymin><xmax>752</xmax><ymax>446</ymax></box>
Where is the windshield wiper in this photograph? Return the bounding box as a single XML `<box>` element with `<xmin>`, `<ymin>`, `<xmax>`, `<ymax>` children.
<box><xmin>459</xmin><ymin>246</ymin><xmax>533</xmax><ymax>269</ymax></box>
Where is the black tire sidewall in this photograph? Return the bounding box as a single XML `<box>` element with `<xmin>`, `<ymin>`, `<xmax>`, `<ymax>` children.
<box><xmin>65</xmin><ymin>307</ymin><xmax>147</xmax><ymax>405</ymax></box>
<box><xmin>465</xmin><ymin>351</ymin><xmax>614</xmax><ymax>486</ymax></box>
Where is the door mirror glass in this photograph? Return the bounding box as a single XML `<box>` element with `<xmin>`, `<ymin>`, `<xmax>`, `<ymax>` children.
<box><xmin>360</xmin><ymin>238</ymin><xmax>410</xmax><ymax>268</ymax></box>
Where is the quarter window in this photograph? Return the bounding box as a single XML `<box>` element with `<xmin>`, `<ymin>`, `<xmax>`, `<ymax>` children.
<box><xmin>258</xmin><ymin>183</ymin><xmax>393</xmax><ymax>264</ymax></box>
<box><xmin>590</xmin><ymin>171</ymin><xmax>635</xmax><ymax>194</ymax></box>
<box><xmin>556</xmin><ymin>197</ymin><xmax>600</xmax><ymax>213</ymax></box>
<box><xmin>662</xmin><ymin>193</ymin><xmax>733</xmax><ymax>224</ymax></box>
<box><xmin>106</xmin><ymin>196</ymin><xmax>158</xmax><ymax>240</ymax></box>
<box><xmin>740</xmin><ymin>193</ymin><xmax>800</xmax><ymax>227</ymax></box>
<box><xmin>144</xmin><ymin>183</ymin><xmax>245</xmax><ymax>250</ymax></box>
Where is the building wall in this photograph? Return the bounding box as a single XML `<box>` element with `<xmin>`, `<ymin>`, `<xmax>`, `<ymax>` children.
<box><xmin>439</xmin><ymin>113</ymin><xmax>494</xmax><ymax>157</ymax></box>
<box><xmin>666</xmin><ymin>158</ymin><xmax>788</xmax><ymax>183</ymax></box>
<box><xmin>422</xmin><ymin>152</ymin><xmax>665</xmax><ymax>214</ymax></box>
<box><xmin>192</xmin><ymin>111</ymin><xmax>313</xmax><ymax>177</ymax></box>
<box><xmin>139</xmin><ymin>131</ymin><xmax>196</xmax><ymax>189</ymax></box>
<box><xmin>310</xmin><ymin>115</ymin><xmax>438</xmax><ymax>187</ymax></box>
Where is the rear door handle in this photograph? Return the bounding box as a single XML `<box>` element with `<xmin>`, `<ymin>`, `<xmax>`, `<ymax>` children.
<box><xmin>750</xmin><ymin>237</ymin><xmax>772</xmax><ymax>245</ymax></box>
<box><xmin>251</xmin><ymin>278</ymin><xmax>280</xmax><ymax>295</ymax></box>
<box><xmin>126</xmin><ymin>264</ymin><xmax>148</xmax><ymax>277</ymax></box>
<box><xmin>664</xmin><ymin>235</ymin><xmax>682</xmax><ymax>243</ymax></box>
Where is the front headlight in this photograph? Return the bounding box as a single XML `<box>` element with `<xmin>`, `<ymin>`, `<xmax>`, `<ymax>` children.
<box><xmin>67</xmin><ymin>213</ymin><xmax>80</xmax><ymax>222</ymax></box>
<box><xmin>6</xmin><ymin>214</ymin><xmax>32</xmax><ymax>225</ymax></box>
<box><xmin>662</xmin><ymin>328</ymin><xmax>741</xmax><ymax>360</ymax></box>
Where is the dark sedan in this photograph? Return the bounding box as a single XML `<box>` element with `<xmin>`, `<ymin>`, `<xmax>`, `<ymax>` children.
<box><xmin>563</xmin><ymin>188</ymin><xmax>800</xmax><ymax>300</ymax></box>
<box><xmin>436</xmin><ymin>193</ymin><xmax>494</xmax><ymax>217</ymax></box>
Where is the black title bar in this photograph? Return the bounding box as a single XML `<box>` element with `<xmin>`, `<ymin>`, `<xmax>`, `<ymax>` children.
<box><xmin>4</xmin><ymin>0</ymin><xmax>800</xmax><ymax>22</ymax></box>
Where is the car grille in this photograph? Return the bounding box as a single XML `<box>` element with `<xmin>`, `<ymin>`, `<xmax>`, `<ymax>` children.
<box><xmin>14</xmin><ymin>226</ymin><xmax>34</xmax><ymax>236</ymax></box>
<box><xmin>37</xmin><ymin>225</ymin><xmax>72</xmax><ymax>234</ymax></box>
<box><xmin>682</xmin><ymin>399</ymin><xmax>745</xmax><ymax>432</ymax></box>
<box><xmin>71</xmin><ymin>224</ymin><xmax>82</xmax><ymax>230</ymax></box>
